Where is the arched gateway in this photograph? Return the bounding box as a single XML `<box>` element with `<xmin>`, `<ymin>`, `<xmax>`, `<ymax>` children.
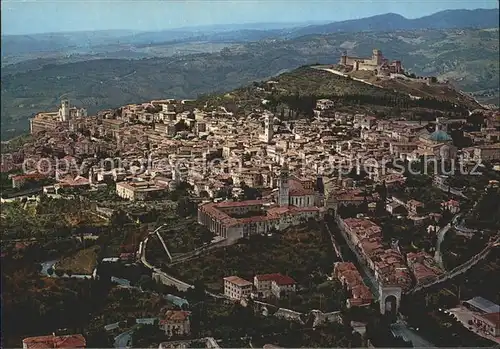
<box><xmin>379</xmin><ymin>285</ymin><xmax>402</xmax><ymax>315</ymax></box>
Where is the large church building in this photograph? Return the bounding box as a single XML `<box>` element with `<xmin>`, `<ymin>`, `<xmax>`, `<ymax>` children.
<box><xmin>30</xmin><ymin>99</ymin><xmax>88</xmax><ymax>134</ymax></box>
<box><xmin>197</xmin><ymin>166</ymin><xmax>325</xmax><ymax>241</ymax></box>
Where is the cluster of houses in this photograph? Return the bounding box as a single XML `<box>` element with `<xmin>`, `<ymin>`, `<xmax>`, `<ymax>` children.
<box><xmin>21</xmin><ymin>310</ymin><xmax>194</xmax><ymax>349</ymax></box>
<box><xmin>5</xmin><ymin>91</ymin><xmax>500</xmax><ymax>210</ymax></box>
<box><xmin>333</xmin><ymin>262</ymin><xmax>373</xmax><ymax>308</ymax></box>
<box><xmin>338</xmin><ymin>216</ymin><xmax>443</xmax><ymax>292</ymax></box>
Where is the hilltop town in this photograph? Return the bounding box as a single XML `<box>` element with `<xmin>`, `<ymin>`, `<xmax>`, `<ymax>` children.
<box><xmin>1</xmin><ymin>64</ymin><xmax>500</xmax><ymax>349</ymax></box>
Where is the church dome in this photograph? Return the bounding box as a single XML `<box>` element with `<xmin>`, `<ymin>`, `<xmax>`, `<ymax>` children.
<box><xmin>429</xmin><ymin>130</ymin><xmax>452</xmax><ymax>142</ymax></box>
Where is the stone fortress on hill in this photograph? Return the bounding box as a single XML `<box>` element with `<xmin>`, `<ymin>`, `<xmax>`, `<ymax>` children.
<box><xmin>339</xmin><ymin>49</ymin><xmax>404</xmax><ymax>76</ymax></box>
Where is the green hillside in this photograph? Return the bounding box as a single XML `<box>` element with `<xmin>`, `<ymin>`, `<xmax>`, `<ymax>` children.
<box><xmin>199</xmin><ymin>66</ymin><xmax>477</xmax><ymax>123</ymax></box>
<box><xmin>1</xmin><ymin>28</ymin><xmax>498</xmax><ymax>139</ymax></box>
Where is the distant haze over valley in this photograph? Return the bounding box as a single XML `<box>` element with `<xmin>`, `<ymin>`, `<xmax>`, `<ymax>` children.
<box><xmin>1</xmin><ymin>7</ymin><xmax>499</xmax><ymax>140</ymax></box>
<box><xmin>1</xmin><ymin>8</ymin><xmax>499</xmax><ymax>60</ymax></box>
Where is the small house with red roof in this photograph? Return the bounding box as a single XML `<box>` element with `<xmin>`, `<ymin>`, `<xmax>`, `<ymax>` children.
<box><xmin>22</xmin><ymin>334</ymin><xmax>86</xmax><ymax>349</ymax></box>
<box><xmin>254</xmin><ymin>273</ymin><xmax>296</xmax><ymax>299</ymax></box>
<box><xmin>159</xmin><ymin>310</ymin><xmax>191</xmax><ymax>337</ymax></box>
<box><xmin>11</xmin><ymin>172</ymin><xmax>47</xmax><ymax>189</ymax></box>
<box><xmin>441</xmin><ymin>199</ymin><xmax>460</xmax><ymax>214</ymax></box>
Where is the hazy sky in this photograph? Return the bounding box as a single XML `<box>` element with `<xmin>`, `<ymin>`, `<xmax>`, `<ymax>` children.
<box><xmin>2</xmin><ymin>0</ymin><xmax>499</xmax><ymax>35</ymax></box>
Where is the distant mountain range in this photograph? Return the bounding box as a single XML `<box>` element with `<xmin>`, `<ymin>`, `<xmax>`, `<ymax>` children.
<box><xmin>1</xmin><ymin>8</ymin><xmax>498</xmax><ymax>139</ymax></box>
<box><xmin>0</xmin><ymin>22</ymin><xmax>326</xmax><ymax>57</ymax></box>
<box><xmin>2</xmin><ymin>8</ymin><xmax>498</xmax><ymax>57</ymax></box>
<box><xmin>2</xmin><ymin>26</ymin><xmax>498</xmax><ymax>139</ymax></box>
<box><xmin>289</xmin><ymin>9</ymin><xmax>500</xmax><ymax>36</ymax></box>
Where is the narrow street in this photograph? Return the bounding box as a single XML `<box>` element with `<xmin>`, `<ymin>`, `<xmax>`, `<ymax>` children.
<box><xmin>325</xmin><ymin>216</ymin><xmax>380</xmax><ymax>298</ymax></box>
<box><xmin>322</xmin><ymin>221</ymin><xmax>344</xmax><ymax>261</ymax></box>
<box><xmin>434</xmin><ymin>222</ymin><xmax>452</xmax><ymax>268</ymax></box>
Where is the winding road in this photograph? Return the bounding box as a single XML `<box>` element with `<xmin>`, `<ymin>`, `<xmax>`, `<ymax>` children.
<box><xmin>139</xmin><ymin>235</ymin><xmax>193</xmax><ymax>292</ymax></box>
<box><xmin>434</xmin><ymin>216</ymin><xmax>456</xmax><ymax>269</ymax></box>
<box><xmin>138</xmin><ymin>229</ymin><xmax>231</xmax><ymax>299</ymax></box>
<box><xmin>434</xmin><ymin>212</ymin><xmax>481</xmax><ymax>269</ymax></box>
<box><xmin>152</xmin><ymin>224</ymin><xmax>173</xmax><ymax>261</ymax></box>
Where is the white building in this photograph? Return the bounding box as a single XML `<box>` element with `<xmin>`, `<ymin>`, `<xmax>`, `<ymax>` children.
<box><xmin>223</xmin><ymin>276</ymin><xmax>253</xmax><ymax>301</ymax></box>
<box><xmin>259</xmin><ymin>112</ymin><xmax>274</xmax><ymax>144</ymax></box>
<box><xmin>254</xmin><ymin>273</ymin><xmax>296</xmax><ymax>299</ymax></box>
<box><xmin>116</xmin><ymin>181</ymin><xmax>168</xmax><ymax>201</ymax></box>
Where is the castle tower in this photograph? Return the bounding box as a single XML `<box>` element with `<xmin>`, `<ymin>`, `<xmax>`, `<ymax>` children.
<box><xmin>372</xmin><ymin>49</ymin><xmax>382</xmax><ymax>66</ymax></box>
<box><xmin>278</xmin><ymin>163</ymin><xmax>290</xmax><ymax>207</ymax></box>
<box><xmin>264</xmin><ymin>113</ymin><xmax>273</xmax><ymax>143</ymax></box>
<box><xmin>60</xmin><ymin>99</ymin><xmax>70</xmax><ymax>121</ymax></box>
<box><xmin>340</xmin><ymin>51</ymin><xmax>348</xmax><ymax>65</ymax></box>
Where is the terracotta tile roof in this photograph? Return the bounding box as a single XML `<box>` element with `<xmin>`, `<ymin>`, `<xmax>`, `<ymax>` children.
<box><xmin>333</xmin><ymin>262</ymin><xmax>357</xmax><ymax>275</ymax></box>
<box><xmin>224</xmin><ymin>275</ymin><xmax>253</xmax><ymax>287</ymax></box>
<box><xmin>288</xmin><ymin>179</ymin><xmax>314</xmax><ymax>196</ymax></box>
<box><xmin>160</xmin><ymin>310</ymin><xmax>191</xmax><ymax>325</ymax></box>
<box><xmin>343</xmin><ymin>219</ymin><xmax>382</xmax><ymax>240</ymax></box>
<box><xmin>335</xmin><ymin>263</ymin><xmax>373</xmax><ymax>307</ymax></box>
<box><xmin>407</xmin><ymin>251</ymin><xmax>442</xmax><ymax>283</ymax></box>
<box><xmin>22</xmin><ymin>334</ymin><xmax>86</xmax><ymax>348</ymax></box>
<box><xmin>360</xmin><ymin>239</ymin><xmax>384</xmax><ymax>256</ymax></box>
<box><xmin>255</xmin><ymin>273</ymin><xmax>296</xmax><ymax>285</ymax></box>
<box><xmin>476</xmin><ymin>312</ymin><xmax>500</xmax><ymax>326</ymax></box>
<box><xmin>200</xmin><ymin>200</ymin><xmax>320</xmax><ymax>228</ymax></box>
<box><xmin>341</xmin><ymin>270</ymin><xmax>364</xmax><ymax>285</ymax></box>
<box><xmin>216</xmin><ymin>199</ymin><xmax>267</xmax><ymax>208</ymax></box>
<box><xmin>12</xmin><ymin>173</ymin><xmax>46</xmax><ymax>181</ymax></box>
<box><xmin>351</xmin><ymin>284</ymin><xmax>373</xmax><ymax>300</ymax></box>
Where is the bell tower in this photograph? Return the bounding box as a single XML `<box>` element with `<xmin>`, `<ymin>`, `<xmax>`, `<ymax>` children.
<box><xmin>278</xmin><ymin>163</ymin><xmax>289</xmax><ymax>207</ymax></box>
<box><xmin>60</xmin><ymin>99</ymin><xmax>70</xmax><ymax>121</ymax></box>
<box><xmin>264</xmin><ymin>113</ymin><xmax>273</xmax><ymax>144</ymax></box>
